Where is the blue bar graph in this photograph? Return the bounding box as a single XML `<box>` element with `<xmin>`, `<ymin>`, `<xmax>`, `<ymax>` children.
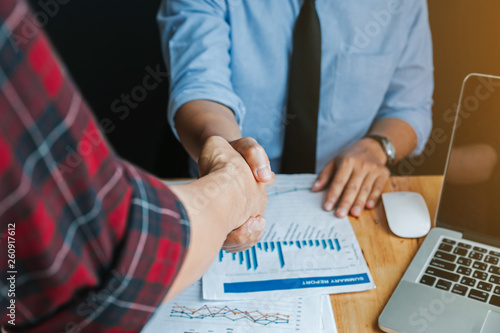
<box><xmin>218</xmin><ymin>238</ymin><xmax>341</xmax><ymax>271</ymax></box>
<box><xmin>277</xmin><ymin>242</ymin><xmax>285</xmax><ymax>268</ymax></box>
<box><xmin>251</xmin><ymin>247</ymin><xmax>258</xmax><ymax>270</ymax></box>
<box><xmin>245</xmin><ymin>249</ymin><xmax>251</xmax><ymax>270</ymax></box>
<box><xmin>335</xmin><ymin>238</ymin><xmax>341</xmax><ymax>251</ymax></box>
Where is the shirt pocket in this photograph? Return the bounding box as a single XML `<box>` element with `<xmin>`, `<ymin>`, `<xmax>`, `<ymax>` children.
<box><xmin>330</xmin><ymin>53</ymin><xmax>396</xmax><ymax>122</ymax></box>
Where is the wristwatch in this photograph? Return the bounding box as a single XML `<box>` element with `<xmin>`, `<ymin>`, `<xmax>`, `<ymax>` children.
<box><xmin>366</xmin><ymin>134</ymin><xmax>396</xmax><ymax>166</ymax></box>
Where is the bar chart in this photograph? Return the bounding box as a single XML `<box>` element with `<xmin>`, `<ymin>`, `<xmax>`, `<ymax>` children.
<box><xmin>219</xmin><ymin>238</ymin><xmax>342</xmax><ymax>270</ymax></box>
<box><xmin>203</xmin><ymin>175</ymin><xmax>375</xmax><ymax>300</ymax></box>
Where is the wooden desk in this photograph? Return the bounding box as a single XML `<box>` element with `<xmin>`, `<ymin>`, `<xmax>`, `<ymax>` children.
<box><xmin>332</xmin><ymin>175</ymin><xmax>443</xmax><ymax>332</ymax></box>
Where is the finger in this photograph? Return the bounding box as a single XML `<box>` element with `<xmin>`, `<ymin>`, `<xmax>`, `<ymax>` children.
<box><xmin>225</xmin><ymin>228</ymin><xmax>265</xmax><ymax>253</ymax></box>
<box><xmin>230</xmin><ymin>138</ymin><xmax>273</xmax><ymax>183</ymax></box>
<box><xmin>335</xmin><ymin>168</ymin><xmax>368</xmax><ymax>218</ymax></box>
<box><xmin>312</xmin><ymin>161</ymin><xmax>335</xmax><ymax>191</ymax></box>
<box><xmin>222</xmin><ymin>216</ymin><xmax>266</xmax><ymax>252</ymax></box>
<box><xmin>366</xmin><ymin>170</ymin><xmax>390</xmax><ymax>209</ymax></box>
<box><xmin>323</xmin><ymin>160</ymin><xmax>353</xmax><ymax>211</ymax></box>
<box><xmin>265</xmin><ymin>172</ymin><xmax>277</xmax><ymax>188</ymax></box>
<box><xmin>350</xmin><ymin>172</ymin><xmax>378</xmax><ymax>217</ymax></box>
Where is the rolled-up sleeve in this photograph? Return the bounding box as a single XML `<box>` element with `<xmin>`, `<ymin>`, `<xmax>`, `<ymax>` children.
<box><xmin>157</xmin><ymin>0</ymin><xmax>246</xmax><ymax>139</ymax></box>
<box><xmin>374</xmin><ymin>0</ymin><xmax>434</xmax><ymax>155</ymax></box>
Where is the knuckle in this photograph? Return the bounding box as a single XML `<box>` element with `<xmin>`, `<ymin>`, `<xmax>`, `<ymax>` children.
<box><xmin>245</xmin><ymin>144</ymin><xmax>265</xmax><ymax>160</ymax></box>
<box><xmin>332</xmin><ymin>177</ymin><xmax>346</xmax><ymax>187</ymax></box>
<box><xmin>359</xmin><ymin>160</ymin><xmax>370</xmax><ymax>170</ymax></box>
<box><xmin>232</xmin><ymin>232</ymin><xmax>246</xmax><ymax>245</ymax></box>
<box><xmin>342</xmin><ymin>157</ymin><xmax>355</xmax><ymax>166</ymax></box>
<box><xmin>242</xmin><ymin>136</ymin><xmax>257</xmax><ymax>145</ymax></box>
<box><xmin>345</xmin><ymin>155</ymin><xmax>356</xmax><ymax>163</ymax></box>
<box><xmin>327</xmin><ymin>188</ymin><xmax>340</xmax><ymax>201</ymax></box>
<box><xmin>359</xmin><ymin>185</ymin><xmax>371</xmax><ymax>195</ymax></box>
<box><xmin>370</xmin><ymin>188</ymin><xmax>381</xmax><ymax>198</ymax></box>
<box><xmin>346</xmin><ymin>182</ymin><xmax>359</xmax><ymax>193</ymax></box>
<box><xmin>354</xmin><ymin>199</ymin><xmax>365</xmax><ymax>207</ymax></box>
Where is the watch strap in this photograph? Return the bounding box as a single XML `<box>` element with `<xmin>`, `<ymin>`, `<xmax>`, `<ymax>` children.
<box><xmin>365</xmin><ymin>134</ymin><xmax>396</xmax><ymax>167</ymax></box>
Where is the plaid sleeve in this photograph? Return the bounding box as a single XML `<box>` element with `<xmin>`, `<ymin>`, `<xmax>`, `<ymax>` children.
<box><xmin>0</xmin><ymin>0</ymin><xmax>190</xmax><ymax>332</ymax></box>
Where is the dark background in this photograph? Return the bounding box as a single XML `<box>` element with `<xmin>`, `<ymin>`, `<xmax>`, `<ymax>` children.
<box><xmin>27</xmin><ymin>0</ymin><xmax>500</xmax><ymax>178</ymax></box>
<box><xmin>27</xmin><ymin>0</ymin><xmax>189</xmax><ymax>178</ymax></box>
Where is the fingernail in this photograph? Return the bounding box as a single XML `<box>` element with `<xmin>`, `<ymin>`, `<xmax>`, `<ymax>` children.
<box><xmin>256</xmin><ymin>217</ymin><xmax>266</xmax><ymax>231</ymax></box>
<box><xmin>325</xmin><ymin>201</ymin><xmax>334</xmax><ymax>211</ymax></box>
<box><xmin>256</xmin><ymin>165</ymin><xmax>272</xmax><ymax>181</ymax></box>
<box><xmin>367</xmin><ymin>200</ymin><xmax>375</xmax><ymax>208</ymax></box>
<box><xmin>352</xmin><ymin>206</ymin><xmax>362</xmax><ymax>216</ymax></box>
<box><xmin>247</xmin><ymin>218</ymin><xmax>258</xmax><ymax>234</ymax></box>
<box><xmin>312</xmin><ymin>181</ymin><xmax>320</xmax><ymax>190</ymax></box>
<box><xmin>248</xmin><ymin>217</ymin><xmax>266</xmax><ymax>234</ymax></box>
<box><xmin>337</xmin><ymin>207</ymin><xmax>347</xmax><ymax>217</ymax></box>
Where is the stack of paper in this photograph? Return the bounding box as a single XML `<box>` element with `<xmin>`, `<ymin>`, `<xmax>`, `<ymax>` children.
<box><xmin>145</xmin><ymin>175</ymin><xmax>375</xmax><ymax>332</ymax></box>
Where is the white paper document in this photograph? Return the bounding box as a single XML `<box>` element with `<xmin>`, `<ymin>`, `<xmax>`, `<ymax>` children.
<box><xmin>142</xmin><ymin>280</ymin><xmax>335</xmax><ymax>333</ymax></box>
<box><xmin>202</xmin><ymin>174</ymin><xmax>375</xmax><ymax>300</ymax></box>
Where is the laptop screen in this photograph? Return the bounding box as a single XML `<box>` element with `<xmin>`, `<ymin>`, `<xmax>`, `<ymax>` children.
<box><xmin>437</xmin><ymin>74</ymin><xmax>500</xmax><ymax>245</ymax></box>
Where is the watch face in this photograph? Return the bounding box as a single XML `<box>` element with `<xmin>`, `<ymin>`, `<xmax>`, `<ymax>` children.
<box><xmin>386</xmin><ymin>141</ymin><xmax>396</xmax><ymax>159</ymax></box>
<box><xmin>367</xmin><ymin>135</ymin><xmax>395</xmax><ymax>165</ymax></box>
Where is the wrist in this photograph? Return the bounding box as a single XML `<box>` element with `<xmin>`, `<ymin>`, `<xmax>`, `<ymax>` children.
<box><xmin>170</xmin><ymin>174</ymin><xmax>237</xmax><ymax>235</ymax></box>
<box><xmin>361</xmin><ymin>137</ymin><xmax>389</xmax><ymax>165</ymax></box>
<box><xmin>364</xmin><ymin>134</ymin><xmax>396</xmax><ymax>166</ymax></box>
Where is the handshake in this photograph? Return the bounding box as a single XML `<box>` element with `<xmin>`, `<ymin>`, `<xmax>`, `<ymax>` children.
<box><xmin>171</xmin><ymin>136</ymin><xmax>276</xmax><ymax>254</ymax></box>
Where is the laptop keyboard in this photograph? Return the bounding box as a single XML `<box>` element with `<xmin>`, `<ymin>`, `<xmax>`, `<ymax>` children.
<box><xmin>419</xmin><ymin>238</ymin><xmax>500</xmax><ymax>307</ymax></box>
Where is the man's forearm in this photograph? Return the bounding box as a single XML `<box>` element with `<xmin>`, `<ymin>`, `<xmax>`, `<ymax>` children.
<box><xmin>165</xmin><ymin>173</ymin><xmax>234</xmax><ymax>302</ymax></box>
<box><xmin>175</xmin><ymin>100</ymin><xmax>242</xmax><ymax>161</ymax></box>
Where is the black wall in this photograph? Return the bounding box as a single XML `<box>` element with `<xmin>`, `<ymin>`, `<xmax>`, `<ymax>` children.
<box><xmin>27</xmin><ymin>0</ymin><xmax>189</xmax><ymax>178</ymax></box>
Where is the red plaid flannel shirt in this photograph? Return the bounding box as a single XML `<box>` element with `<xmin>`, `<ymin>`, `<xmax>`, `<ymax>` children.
<box><xmin>0</xmin><ymin>0</ymin><xmax>190</xmax><ymax>331</ymax></box>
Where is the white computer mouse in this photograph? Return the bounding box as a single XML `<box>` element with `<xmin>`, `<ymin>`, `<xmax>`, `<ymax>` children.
<box><xmin>382</xmin><ymin>191</ymin><xmax>431</xmax><ymax>238</ymax></box>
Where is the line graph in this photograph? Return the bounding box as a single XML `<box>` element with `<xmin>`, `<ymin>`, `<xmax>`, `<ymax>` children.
<box><xmin>141</xmin><ymin>281</ymin><xmax>324</xmax><ymax>333</ymax></box>
<box><xmin>170</xmin><ymin>303</ymin><xmax>290</xmax><ymax>326</ymax></box>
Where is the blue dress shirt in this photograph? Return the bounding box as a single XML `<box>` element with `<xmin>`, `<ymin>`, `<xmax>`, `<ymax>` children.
<box><xmin>158</xmin><ymin>0</ymin><xmax>434</xmax><ymax>173</ymax></box>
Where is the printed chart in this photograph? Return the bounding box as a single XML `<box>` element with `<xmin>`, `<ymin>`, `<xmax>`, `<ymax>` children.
<box><xmin>170</xmin><ymin>303</ymin><xmax>290</xmax><ymax>326</ymax></box>
<box><xmin>219</xmin><ymin>238</ymin><xmax>342</xmax><ymax>270</ymax></box>
<box><xmin>203</xmin><ymin>174</ymin><xmax>375</xmax><ymax>300</ymax></box>
<box><xmin>141</xmin><ymin>281</ymin><xmax>330</xmax><ymax>333</ymax></box>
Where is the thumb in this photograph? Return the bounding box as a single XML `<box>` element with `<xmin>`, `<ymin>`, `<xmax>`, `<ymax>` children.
<box><xmin>230</xmin><ymin>138</ymin><xmax>275</xmax><ymax>184</ymax></box>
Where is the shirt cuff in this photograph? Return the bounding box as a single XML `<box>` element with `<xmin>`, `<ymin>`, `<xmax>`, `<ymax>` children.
<box><xmin>375</xmin><ymin>107</ymin><xmax>433</xmax><ymax>156</ymax></box>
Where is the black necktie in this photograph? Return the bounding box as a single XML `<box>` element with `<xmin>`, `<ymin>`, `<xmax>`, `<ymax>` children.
<box><xmin>281</xmin><ymin>0</ymin><xmax>321</xmax><ymax>174</ymax></box>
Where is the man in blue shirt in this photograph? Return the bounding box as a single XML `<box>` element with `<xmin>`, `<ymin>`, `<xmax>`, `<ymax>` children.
<box><xmin>158</xmin><ymin>0</ymin><xmax>433</xmax><ymax>218</ymax></box>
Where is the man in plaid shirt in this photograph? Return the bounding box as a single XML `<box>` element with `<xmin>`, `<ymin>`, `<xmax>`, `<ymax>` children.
<box><xmin>0</xmin><ymin>0</ymin><xmax>271</xmax><ymax>331</ymax></box>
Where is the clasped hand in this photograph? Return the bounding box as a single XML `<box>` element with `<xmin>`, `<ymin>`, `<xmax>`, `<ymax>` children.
<box><xmin>198</xmin><ymin>136</ymin><xmax>275</xmax><ymax>252</ymax></box>
<box><xmin>199</xmin><ymin>136</ymin><xmax>389</xmax><ymax>255</ymax></box>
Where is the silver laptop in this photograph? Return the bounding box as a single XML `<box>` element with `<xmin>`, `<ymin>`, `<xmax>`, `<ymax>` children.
<box><xmin>379</xmin><ymin>73</ymin><xmax>500</xmax><ymax>333</ymax></box>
